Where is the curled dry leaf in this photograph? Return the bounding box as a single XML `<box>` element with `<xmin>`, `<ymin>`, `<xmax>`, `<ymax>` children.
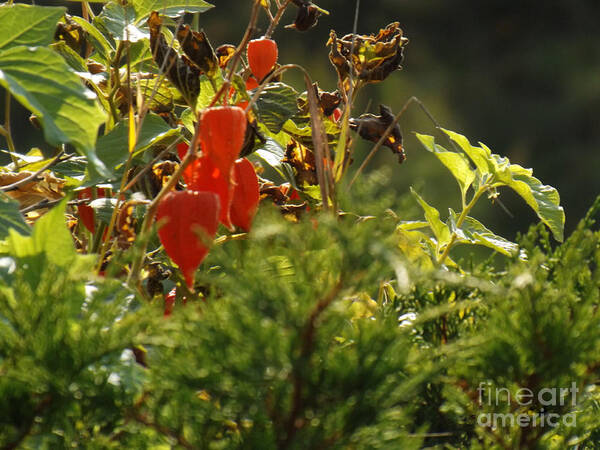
<box><xmin>349</xmin><ymin>104</ymin><xmax>405</xmax><ymax>163</ymax></box>
<box><xmin>0</xmin><ymin>171</ymin><xmax>65</xmax><ymax>208</ymax></box>
<box><xmin>216</xmin><ymin>44</ymin><xmax>236</xmax><ymax>68</ymax></box>
<box><xmin>176</xmin><ymin>25</ymin><xmax>219</xmax><ymax>79</ymax></box>
<box><xmin>283</xmin><ymin>140</ymin><xmax>318</xmax><ymax>187</ymax></box>
<box><xmin>148</xmin><ymin>11</ymin><xmax>200</xmax><ymax>104</ymax></box>
<box><xmin>328</xmin><ymin>22</ymin><xmax>408</xmax><ymax>86</ymax></box>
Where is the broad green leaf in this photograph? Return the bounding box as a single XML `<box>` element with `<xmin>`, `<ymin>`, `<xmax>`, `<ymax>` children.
<box><xmin>0</xmin><ymin>4</ymin><xmax>65</xmax><ymax>51</ymax></box>
<box><xmin>0</xmin><ymin>46</ymin><xmax>108</xmax><ymax>177</ymax></box>
<box><xmin>99</xmin><ymin>2</ymin><xmax>148</xmax><ymax>42</ymax></box>
<box><xmin>441</xmin><ymin>129</ymin><xmax>565</xmax><ymax>242</ymax></box>
<box><xmin>256</xmin><ymin>83</ymin><xmax>299</xmax><ymax>134</ymax></box>
<box><xmin>0</xmin><ymin>193</ymin><xmax>31</xmax><ymax>239</ymax></box>
<box><xmin>448</xmin><ymin>209</ymin><xmax>518</xmax><ymax>257</ymax></box>
<box><xmin>7</xmin><ymin>199</ymin><xmax>74</xmax><ymax>267</ymax></box>
<box><xmin>95</xmin><ymin>113</ymin><xmax>177</xmax><ymax>180</ymax></box>
<box><xmin>396</xmin><ymin>227</ymin><xmax>435</xmax><ymax>270</ymax></box>
<box><xmin>136</xmin><ymin>75</ymin><xmax>174</xmax><ymax>112</ymax></box>
<box><xmin>507</xmin><ymin>165</ymin><xmax>565</xmax><ymax>242</ymax></box>
<box><xmin>197</xmin><ymin>75</ymin><xmax>223</xmax><ymax>110</ymax></box>
<box><xmin>132</xmin><ymin>0</ymin><xmax>214</xmax><ymax>22</ymax></box>
<box><xmin>89</xmin><ymin>198</ymin><xmax>118</xmax><ymax>224</ymax></box>
<box><xmin>180</xmin><ymin>107</ymin><xmax>195</xmax><ymax>134</ymax></box>
<box><xmin>410</xmin><ymin>188</ymin><xmax>451</xmax><ymax>246</ymax></box>
<box><xmin>415</xmin><ymin>133</ymin><xmax>475</xmax><ymax>199</ymax></box>
<box><xmin>397</xmin><ymin>221</ymin><xmax>429</xmax><ymax>231</ymax></box>
<box><xmin>251</xmin><ymin>137</ymin><xmax>296</xmax><ymax>184</ymax></box>
<box><xmin>441</xmin><ymin>128</ymin><xmax>493</xmax><ymax>175</ymax></box>
<box><xmin>51</xmin><ymin>41</ymin><xmax>88</xmax><ymax>72</ymax></box>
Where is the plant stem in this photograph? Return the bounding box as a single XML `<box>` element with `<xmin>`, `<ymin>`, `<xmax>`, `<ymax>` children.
<box><xmin>436</xmin><ymin>186</ymin><xmax>486</xmax><ymax>266</ymax></box>
<box><xmin>2</xmin><ymin>91</ymin><xmax>18</xmax><ymax>168</ymax></box>
<box><xmin>264</xmin><ymin>0</ymin><xmax>291</xmax><ymax>39</ymax></box>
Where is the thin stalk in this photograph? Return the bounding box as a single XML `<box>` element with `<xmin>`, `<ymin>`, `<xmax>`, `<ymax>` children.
<box><xmin>264</xmin><ymin>0</ymin><xmax>291</xmax><ymax>39</ymax></box>
<box><xmin>436</xmin><ymin>186</ymin><xmax>486</xmax><ymax>266</ymax></box>
<box><xmin>2</xmin><ymin>92</ymin><xmax>18</xmax><ymax>168</ymax></box>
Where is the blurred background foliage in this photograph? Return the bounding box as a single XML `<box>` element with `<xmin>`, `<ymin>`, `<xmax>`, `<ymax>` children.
<box><xmin>4</xmin><ymin>0</ymin><xmax>600</xmax><ymax>241</ymax></box>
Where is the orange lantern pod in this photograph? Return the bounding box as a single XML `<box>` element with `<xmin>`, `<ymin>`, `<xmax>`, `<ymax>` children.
<box><xmin>247</xmin><ymin>38</ymin><xmax>278</xmax><ymax>82</ymax></box>
<box><xmin>230</xmin><ymin>158</ymin><xmax>260</xmax><ymax>232</ymax></box>
<box><xmin>199</xmin><ymin>106</ymin><xmax>247</xmax><ymax>178</ymax></box>
<box><xmin>187</xmin><ymin>155</ymin><xmax>234</xmax><ymax>230</ymax></box>
<box><xmin>157</xmin><ymin>190</ymin><xmax>220</xmax><ymax>288</ymax></box>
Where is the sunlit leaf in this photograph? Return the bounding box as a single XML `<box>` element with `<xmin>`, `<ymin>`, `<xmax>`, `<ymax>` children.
<box><xmin>0</xmin><ymin>4</ymin><xmax>65</xmax><ymax>51</ymax></box>
<box><xmin>0</xmin><ymin>193</ymin><xmax>30</xmax><ymax>239</ymax></box>
<box><xmin>0</xmin><ymin>46</ymin><xmax>108</xmax><ymax>177</ymax></box>
<box><xmin>448</xmin><ymin>209</ymin><xmax>519</xmax><ymax>257</ymax></box>
<box><xmin>256</xmin><ymin>82</ymin><xmax>299</xmax><ymax>134</ymax></box>
<box><xmin>415</xmin><ymin>133</ymin><xmax>475</xmax><ymax>199</ymax></box>
<box><xmin>410</xmin><ymin>188</ymin><xmax>451</xmax><ymax>247</ymax></box>
<box><xmin>132</xmin><ymin>0</ymin><xmax>214</xmax><ymax>23</ymax></box>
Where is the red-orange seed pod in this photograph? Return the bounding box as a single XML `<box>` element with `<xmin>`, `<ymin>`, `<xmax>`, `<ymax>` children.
<box><xmin>157</xmin><ymin>190</ymin><xmax>220</xmax><ymax>288</ymax></box>
<box><xmin>187</xmin><ymin>155</ymin><xmax>234</xmax><ymax>230</ymax></box>
<box><xmin>77</xmin><ymin>187</ymin><xmax>107</xmax><ymax>233</ymax></box>
<box><xmin>230</xmin><ymin>158</ymin><xmax>260</xmax><ymax>232</ymax></box>
<box><xmin>199</xmin><ymin>106</ymin><xmax>247</xmax><ymax>178</ymax></box>
<box><xmin>247</xmin><ymin>38</ymin><xmax>278</xmax><ymax>82</ymax></box>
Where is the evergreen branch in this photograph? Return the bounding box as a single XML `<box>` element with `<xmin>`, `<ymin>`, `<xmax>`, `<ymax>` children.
<box><xmin>279</xmin><ymin>280</ymin><xmax>344</xmax><ymax>449</ymax></box>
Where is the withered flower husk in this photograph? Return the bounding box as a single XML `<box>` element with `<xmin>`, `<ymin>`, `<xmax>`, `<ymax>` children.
<box><xmin>297</xmin><ymin>85</ymin><xmax>342</xmax><ymax>117</ymax></box>
<box><xmin>327</xmin><ymin>22</ymin><xmax>408</xmax><ymax>86</ymax></box>
<box><xmin>349</xmin><ymin>104</ymin><xmax>405</xmax><ymax>163</ymax></box>
<box><xmin>215</xmin><ymin>44</ymin><xmax>236</xmax><ymax>68</ymax></box>
<box><xmin>283</xmin><ymin>141</ymin><xmax>318</xmax><ymax>186</ymax></box>
<box><xmin>54</xmin><ymin>16</ymin><xmax>86</xmax><ymax>53</ymax></box>
<box><xmin>287</xmin><ymin>1</ymin><xmax>326</xmax><ymax>32</ymax></box>
<box><xmin>176</xmin><ymin>25</ymin><xmax>219</xmax><ymax>78</ymax></box>
<box><xmin>148</xmin><ymin>12</ymin><xmax>200</xmax><ymax>104</ymax></box>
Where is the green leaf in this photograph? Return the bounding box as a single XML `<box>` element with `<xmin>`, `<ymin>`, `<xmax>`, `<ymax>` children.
<box><xmin>132</xmin><ymin>0</ymin><xmax>214</xmax><ymax>22</ymax></box>
<box><xmin>51</xmin><ymin>41</ymin><xmax>88</xmax><ymax>72</ymax></box>
<box><xmin>441</xmin><ymin>128</ymin><xmax>494</xmax><ymax>175</ymax></box>
<box><xmin>415</xmin><ymin>133</ymin><xmax>475</xmax><ymax>199</ymax></box>
<box><xmin>0</xmin><ymin>46</ymin><xmax>109</xmax><ymax>177</ymax></box>
<box><xmin>89</xmin><ymin>198</ymin><xmax>118</xmax><ymax>224</ymax></box>
<box><xmin>99</xmin><ymin>2</ymin><xmax>148</xmax><ymax>42</ymax></box>
<box><xmin>506</xmin><ymin>164</ymin><xmax>565</xmax><ymax>242</ymax></box>
<box><xmin>448</xmin><ymin>209</ymin><xmax>519</xmax><ymax>257</ymax></box>
<box><xmin>7</xmin><ymin>199</ymin><xmax>75</xmax><ymax>267</ymax></box>
<box><xmin>195</xmin><ymin>75</ymin><xmax>223</xmax><ymax>110</ymax></box>
<box><xmin>251</xmin><ymin>136</ymin><xmax>295</xmax><ymax>185</ymax></box>
<box><xmin>0</xmin><ymin>193</ymin><xmax>31</xmax><ymax>239</ymax></box>
<box><xmin>410</xmin><ymin>188</ymin><xmax>451</xmax><ymax>247</ymax></box>
<box><xmin>95</xmin><ymin>113</ymin><xmax>177</xmax><ymax>180</ymax></box>
<box><xmin>0</xmin><ymin>4</ymin><xmax>65</xmax><ymax>51</ymax></box>
<box><xmin>256</xmin><ymin>82</ymin><xmax>299</xmax><ymax>134</ymax></box>
<box><xmin>441</xmin><ymin>128</ymin><xmax>565</xmax><ymax>242</ymax></box>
